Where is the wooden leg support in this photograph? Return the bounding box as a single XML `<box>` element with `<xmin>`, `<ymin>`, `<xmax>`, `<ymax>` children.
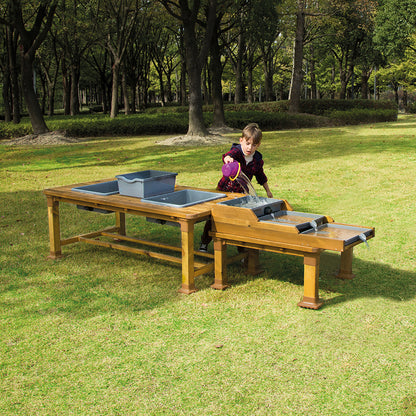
<box><xmin>178</xmin><ymin>221</ymin><xmax>197</xmax><ymax>294</ymax></box>
<box><xmin>116</xmin><ymin>211</ymin><xmax>126</xmax><ymax>236</ymax></box>
<box><xmin>211</xmin><ymin>239</ymin><xmax>230</xmax><ymax>290</ymax></box>
<box><xmin>47</xmin><ymin>197</ymin><xmax>62</xmax><ymax>259</ymax></box>
<box><xmin>336</xmin><ymin>248</ymin><xmax>355</xmax><ymax>280</ymax></box>
<box><xmin>245</xmin><ymin>249</ymin><xmax>264</xmax><ymax>275</ymax></box>
<box><xmin>298</xmin><ymin>253</ymin><xmax>323</xmax><ymax>309</ymax></box>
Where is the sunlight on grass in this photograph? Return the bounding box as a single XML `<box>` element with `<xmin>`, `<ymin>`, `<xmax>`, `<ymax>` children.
<box><xmin>1</xmin><ymin>115</ymin><xmax>416</xmax><ymax>415</ymax></box>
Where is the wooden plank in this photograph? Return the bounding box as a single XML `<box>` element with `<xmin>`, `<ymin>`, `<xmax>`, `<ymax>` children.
<box><xmin>211</xmin><ymin>231</ymin><xmax>320</xmax><ymax>254</ymax></box>
<box><xmin>61</xmin><ymin>227</ymin><xmax>119</xmax><ymax>246</ymax></box>
<box><xmin>79</xmin><ymin>236</ymin><xmax>183</xmax><ymax>264</ymax></box>
<box><xmin>101</xmin><ymin>232</ymin><xmax>182</xmax><ymax>253</ymax></box>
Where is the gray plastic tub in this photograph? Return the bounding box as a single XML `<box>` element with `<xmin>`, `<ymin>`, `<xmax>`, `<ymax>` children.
<box><xmin>141</xmin><ymin>189</ymin><xmax>226</xmax><ymax>208</ymax></box>
<box><xmin>72</xmin><ymin>180</ymin><xmax>119</xmax><ymax>195</ymax></box>
<box><xmin>116</xmin><ymin>170</ymin><xmax>177</xmax><ymax>198</ymax></box>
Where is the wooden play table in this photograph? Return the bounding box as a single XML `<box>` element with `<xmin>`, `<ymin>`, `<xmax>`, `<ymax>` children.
<box><xmin>43</xmin><ymin>179</ymin><xmax>235</xmax><ymax>294</ymax></box>
<box><xmin>209</xmin><ymin>198</ymin><xmax>375</xmax><ymax>309</ymax></box>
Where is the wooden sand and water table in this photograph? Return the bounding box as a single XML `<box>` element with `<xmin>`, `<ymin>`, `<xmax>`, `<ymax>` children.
<box><xmin>44</xmin><ymin>170</ymin><xmax>374</xmax><ymax>309</ymax></box>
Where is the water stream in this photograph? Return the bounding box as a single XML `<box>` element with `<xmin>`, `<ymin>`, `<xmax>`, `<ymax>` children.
<box><xmin>359</xmin><ymin>233</ymin><xmax>370</xmax><ymax>248</ymax></box>
<box><xmin>236</xmin><ymin>171</ymin><xmax>261</xmax><ymax>204</ymax></box>
<box><xmin>309</xmin><ymin>220</ymin><xmax>319</xmax><ymax>232</ymax></box>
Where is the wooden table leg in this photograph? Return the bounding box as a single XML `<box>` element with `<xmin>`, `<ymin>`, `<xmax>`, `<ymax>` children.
<box><xmin>211</xmin><ymin>239</ymin><xmax>230</xmax><ymax>290</ymax></box>
<box><xmin>336</xmin><ymin>248</ymin><xmax>355</xmax><ymax>280</ymax></box>
<box><xmin>47</xmin><ymin>196</ymin><xmax>62</xmax><ymax>259</ymax></box>
<box><xmin>245</xmin><ymin>248</ymin><xmax>264</xmax><ymax>275</ymax></box>
<box><xmin>178</xmin><ymin>220</ymin><xmax>197</xmax><ymax>294</ymax></box>
<box><xmin>116</xmin><ymin>211</ymin><xmax>126</xmax><ymax>235</ymax></box>
<box><xmin>298</xmin><ymin>253</ymin><xmax>323</xmax><ymax>309</ymax></box>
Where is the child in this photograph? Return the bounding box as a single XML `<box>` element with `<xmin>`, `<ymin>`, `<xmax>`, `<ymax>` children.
<box><xmin>199</xmin><ymin>122</ymin><xmax>273</xmax><ymax>252</ymax></box>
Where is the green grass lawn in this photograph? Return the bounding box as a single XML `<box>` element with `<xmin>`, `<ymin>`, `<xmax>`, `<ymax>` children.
<box><xmin>1</xmin><ymin>115</ymin><xmax>416</xmax><ymax>415</ymax></box>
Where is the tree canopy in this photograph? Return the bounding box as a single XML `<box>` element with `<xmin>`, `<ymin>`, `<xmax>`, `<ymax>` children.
<box><xmin>1</xmin><ymin>0</ymin><xmax>415</xmax><ymax>134</ymax></box>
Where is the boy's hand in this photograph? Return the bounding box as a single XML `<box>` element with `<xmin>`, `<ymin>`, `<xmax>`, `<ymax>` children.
<box><xmin>224</xmin><ymin>156</ymin><xmax>234</xmax><ymax>163</ymax></box>
<box><xmin>263</xmin><ymin>182</ymin><xmax>273</xmax><ymax>198</ymax></box>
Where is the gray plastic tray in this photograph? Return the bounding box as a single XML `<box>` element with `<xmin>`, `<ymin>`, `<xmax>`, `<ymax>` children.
<box><xmin>72</xmin><ymin>180</ymin><xmax>119</xmax><ymax>195</ymax></box>
<box><xmin>141</xmin><ymin>189</ymin><xmax>226</xmax><ymax>208</ymax></box>
<box><xmin>116</xmin><ymin>170</ymin><xmax>177</xmax><ymax>198</ymax></box>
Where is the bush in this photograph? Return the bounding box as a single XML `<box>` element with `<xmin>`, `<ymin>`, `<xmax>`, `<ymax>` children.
<box><xmin>326</xmin><ymin>108</ymin><xmax>398</xmax><ymax>125</ymax></box>
<box><xmin>0</xmin><ymin>99</ymin><xmax>398</xmax><ymax>140</ymax></box>
<box><xmin>224</xmin><ymin>111</ymin><xmax>326</xmax><ymax>130</ymax></box>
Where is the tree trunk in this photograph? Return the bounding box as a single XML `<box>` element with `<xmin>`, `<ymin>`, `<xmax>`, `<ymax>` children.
<box><xmin>110</xmin><ymin>60</ymin><xmax>120</xmax><ymax>118</ymax></box>
<box><xmin>62</xmin><ymin>59</ymin><xmax>71</xmax><ymax>115</ymax></box>
<box><xmin>234</xmin><ymin>32</ymin><xmax>244</xmax><ymax>104</ymax></box>
<box><xmin>360</xmin><ymin>69</ymin><xmax>370</xmax><ymax>99</ymax></box>
<box><xmin>184</xmin><ymin>42</ymin><xmax>207</xmax><ymax>135</ymax></box>
<box><xmin>182</xmin><ymin>14</ymin><xmax>208</xmax><ymax>136</ymax></box>
<box><xmin>264</xmin><ymin>56</ymin><xmax>273</xmax><ymax>102</ymax></box>
<box><xmin>289</xmin><ymin>4</ymin><xmax>305</xmax><ymax>113</ymax></box>
<box><xmin>2</xmin><ymin>67</ymin><xmax>12</xmax><ymax>122</ymax></box>
<box><xmin>210</xmin><ymin>33</ymin><xmax>226</xmax><ymax>128</ymax></box>
<box><xmin>21</xmin><ymin>53</ymin><xmax>49</xmax><ymax>134</ymax></box>
<box><xmin>122</xmin><ymin>71</ymin><xmax>130</xmax><ymax>114</ymax></box>
<box><xmin>70</xmin><ymin>62</ymin><xmax>80</xmax><ymax>115</ymax></box>
<box><xmin>7</xmin><ymin>26</ymin><xmax>21</xmax><ymax>123</ymax></box>
<box><xmin>309</xmin><ymin>45</ymin><xmax>317</xmax><ymax>100</ymax></box>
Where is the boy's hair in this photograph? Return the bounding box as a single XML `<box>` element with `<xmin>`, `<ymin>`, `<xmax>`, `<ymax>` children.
<box><xmin>242</xmin><ymin>123</ymin><xmax>262</xmax><ymax>145</ymax></box>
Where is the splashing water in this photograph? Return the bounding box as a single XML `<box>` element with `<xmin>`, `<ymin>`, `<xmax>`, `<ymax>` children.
<box><xmin>309</xmin><ymin>220</ymin><xmax>319</xmax><ymax>232</ymax></box>
<box><xmin>236</xmin><ymin>171</ymin><xmax>261</xmax><ymax>204</ymax></box>
<box><xmin>359</xmin><ymin>233</ymin><xmax>370</xmax><ymax>248</ymax></box>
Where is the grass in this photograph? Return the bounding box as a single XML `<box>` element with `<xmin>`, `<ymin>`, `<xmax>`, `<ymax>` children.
<box><xmin>1</xmin><ymin>115</ymin><xmax>416</xmax><ymax>415</ymax></box>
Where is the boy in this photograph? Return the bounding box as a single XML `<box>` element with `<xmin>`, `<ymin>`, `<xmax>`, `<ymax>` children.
<box><xmin>199</xmin><ymin>123</ymin><xmax>273</xmax><ymax>252</ymax></box>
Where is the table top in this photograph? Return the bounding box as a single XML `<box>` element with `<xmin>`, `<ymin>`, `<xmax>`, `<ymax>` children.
<box><xmin>44</xmin><ymin>179</ymin><xmax>240</xmax><ymax>221</ymax></box>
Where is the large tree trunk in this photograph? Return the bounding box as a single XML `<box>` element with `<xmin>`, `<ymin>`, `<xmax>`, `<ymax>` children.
<box><xmin>289</xmin><ymin>3</ymin><xmax>305</xmax><ymax>113</ymax></box>
<box><xmin>10</xmin><ymin>0</ymin><xmax>56</xmax><ymax>134</ymax></box>
<box><xmin>210</xmin><ymin>32</ymin><xmax>226</xmax><ymax>128</ymax></box>
<box><xmin>181</xmin><ymin>9</ymin><xmax>209</xmax><ymax>136</ymax></box>
<box><xmin>184</xmin><ymin>38</ymin><xmax>207</xmax><ymax>135</ymax></box>
<box><xmin>21</xmin><ymin>53</ymin><xmax>49</xmax><ymax>134</ymax></box>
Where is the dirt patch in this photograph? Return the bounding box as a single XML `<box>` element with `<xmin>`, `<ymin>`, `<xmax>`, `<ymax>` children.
<box><xmin>1</xmin><ymin>131</ymin><xmax>85</xmax><ymax>146</ymax></box>
<box><xmin>156</xmin><ymin>127</ymin><xmax>239</xmax><ymax>146</ymax></box>
<box><xmin>1</xmin><ymin>126</ymin><xmax>240</xmax><ymax>147</ymax></box>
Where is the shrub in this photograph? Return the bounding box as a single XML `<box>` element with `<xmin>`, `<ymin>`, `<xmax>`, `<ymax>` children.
<box><xmin>326</xmin><ymin>108</ymin><xmax>398</xmax><ymax>125</ymax></box>
<box><xmin>0</xmin><ymin>100</ymin><xmax>398</xmax><ymax>140</ymax></box>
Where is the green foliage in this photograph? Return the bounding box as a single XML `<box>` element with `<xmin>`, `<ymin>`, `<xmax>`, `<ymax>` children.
<box><xmin>0</xmin><ymin>100</ymin><xmax>398</xmax><ymax>139</ymax></box>
<box><xmin>326</xmin><ymin>108</ymin><xmax>398</xmax><ymax>125</ymax></box>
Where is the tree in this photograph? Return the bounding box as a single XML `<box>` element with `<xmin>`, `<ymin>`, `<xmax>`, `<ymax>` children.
<box><xmin>160</xmin><ymin>0</ymin><xmax>217</xmax><ymax>137</ymax></box>
<box><xmin>2</xmin><ymin>0</ymin><xmax>57</xmax><ymax>134</ymax></box>
<box><xmin>288</xmin><ymin>0</ymin><xmax>306</xmax><ymax>112</ymax></box>
<box><xmin>99</xmin><ymin>0</ymin><xmax>140</xmax><ymax>118</ymax></box>
<box><xmin>374</xmin><ymin>0</ymin><xmax>416</xmax><ymax>59</ymax></box>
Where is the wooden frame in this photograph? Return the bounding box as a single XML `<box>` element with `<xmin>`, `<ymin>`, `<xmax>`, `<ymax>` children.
<box><xmin>44</xmin><ymin>180</ymin><xmax>233</xmax><ymax>294</ymax></box>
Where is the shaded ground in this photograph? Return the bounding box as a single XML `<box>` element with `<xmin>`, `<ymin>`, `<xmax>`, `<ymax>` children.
<box><xmin>1</xmin><ymin>127</ymin><xmax>239</xmax><ymax>147</ymax></box>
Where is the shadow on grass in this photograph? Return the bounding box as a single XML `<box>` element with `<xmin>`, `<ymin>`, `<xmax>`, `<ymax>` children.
<box><xmin>222</xmin><ymin>247</ymin><xmax>415</xmax><ymax>309</ymax></box>
<box><xmin>1</xmin><ymin>189</ymin><xmax>414</xmax><ymax>316</ymax></box>
<box><xmin>4</xmin><ymin>116</ymin><xmax>416</xmax><ymax>178</ymax></box>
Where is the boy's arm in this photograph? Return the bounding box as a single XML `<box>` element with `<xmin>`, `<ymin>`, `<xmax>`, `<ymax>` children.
<box><xmin>263</xmin><ymin>182</ymin><xmax>273</xmax><ymax>198</ymax></box>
